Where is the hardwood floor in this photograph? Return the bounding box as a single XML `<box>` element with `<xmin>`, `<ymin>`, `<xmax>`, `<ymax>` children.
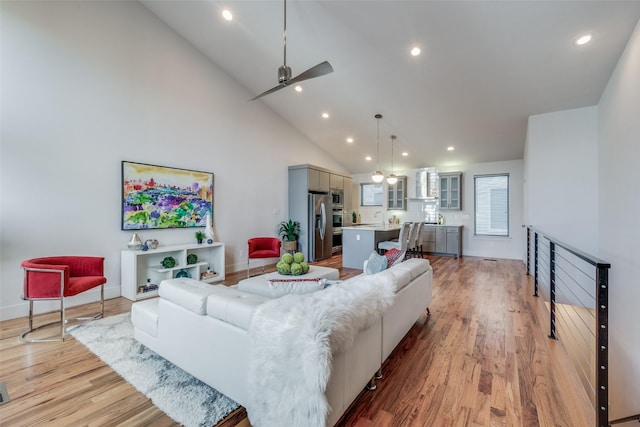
<box><xmin>0</xmin><ymin>255</ymin><xmax>592</xmax><ymax>426</ymax></box>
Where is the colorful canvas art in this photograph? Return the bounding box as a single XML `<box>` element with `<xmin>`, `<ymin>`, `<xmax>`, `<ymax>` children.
<box><xmin>122</xmin><ymin>161</ymin><xmax>213</xmax><ymax>230</ymax></box>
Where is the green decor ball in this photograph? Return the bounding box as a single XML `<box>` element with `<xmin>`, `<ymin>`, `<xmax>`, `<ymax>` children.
<box><xmin>161</xmin><ymin>256</ymin><xmax>176</xmax><ymax>269</ymax></box>
<box><xmin>293</xmin><ymin>252</ymin><xmax>305</xmax><ymax>263</ymax></box>
<box><xmin>290</xmin><ymin>263</ymin><xmax>303</xmax><ymax>276</ymax></box>
<box><xmin>299</xmin><ymin>261</ymin><xmax>309</xmax><ymax>274</ymax></box>
<box><xmin>281</xmin><ymin>253</ymin><xmax>293</xmax><ymax>264</ymax></box>
<box><xmin>187</xmin><ymin>253</ymin><xmax>198</xmax><ymax>265</ymax></box>
<box><xmin>277</xmin><ymin>262</ymin><xmax>291</xmax><ymax>275</ymax></box>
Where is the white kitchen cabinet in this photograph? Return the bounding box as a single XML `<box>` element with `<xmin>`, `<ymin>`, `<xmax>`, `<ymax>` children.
<box><xmin>121</xmin><ymin>242</ymin><xmax>225</xmax><ymax>301</ymax></box>
<box><xmin>439</xmin><ymin>172</ymin><xmax>462</xmax><ymax>210</ymax></box>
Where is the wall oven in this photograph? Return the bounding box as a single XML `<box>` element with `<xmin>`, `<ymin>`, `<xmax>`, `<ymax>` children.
<box><xmin>331</xmin><ymin>189</ymin><xmax>343</xmax><ymax>208</ymax></box>
<box><xmin>332</xmin><ymin>205</ymin><xmax>343</xmax><ymax>253</ymax></box>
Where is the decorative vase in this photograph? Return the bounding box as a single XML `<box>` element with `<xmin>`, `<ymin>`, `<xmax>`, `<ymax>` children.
<box><xmin>175</xmin><ymin>269</ymin><xmax>190</xmax><ymax>278</ymax></box>
<box><xmin>283</xmin><ymin>240</ymin><xmax>297</xmax><ymax>252</ymax></box>
<box><xmin>128</xmin><ymin>233</ymin><xmax>142</xmax><ymax>250</ymax></box>
<box><xmin>204</xmin><ymin>212</ymin><xmax>215</xmax><ymax>243</ymax></box>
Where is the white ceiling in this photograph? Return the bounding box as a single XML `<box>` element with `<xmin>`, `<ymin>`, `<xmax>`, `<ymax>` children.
<box><xmin>141</xmin><ymin>0</ymin><xmax>640</xmax><ymax>174</ymax></box>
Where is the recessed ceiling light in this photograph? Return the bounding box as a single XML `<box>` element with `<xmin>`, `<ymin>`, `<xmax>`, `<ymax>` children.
<box><xmin>411</xmin><ymin>47</ymin><xmax>421</xmax><ymax>56</ymax></box>
<box><xmin>346</xmin><ymin>137</ymin><xmax>354</xmax><ymax>143</ymax></box>
<box><xmin>294</xmin><ymin>85</ymin><xmax>302</xmax><ymax>92</ymax></box>
<box><xmin>322</xmin><ymin>112</ymin><xmax>329</xmax><ymax>119</ymax></box>
<box><xmin>576</xmin><ymin>34</ymin><xmax>592</xmax><ymax>46</ymax></box>
<box><xmin>402</xmin><ymin>152</ymin><xmax>408</xmax><ymax>157</ymax></box>
<box><xmin>222</xmin><ymin>9</ymin><xmax>233</xmax><ymax>21</ymax></box>
<box><xmin>365</xmin><ymin>156</ymin><xmax>372</xmax><ymax>161</ymax></box>
<box><xmin>447</xmin><ymin>146</ymin><xmax>455</xmax><ymax>151</ymax></box>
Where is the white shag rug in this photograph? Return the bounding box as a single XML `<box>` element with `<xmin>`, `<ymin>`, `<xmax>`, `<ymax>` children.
<box><xmin>70</xmin><ymin>313</ymin><xmax>239</xmax><ymax>427</ymax></box>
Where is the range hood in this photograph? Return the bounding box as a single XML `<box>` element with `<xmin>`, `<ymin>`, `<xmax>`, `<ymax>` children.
<box><xmin>412</xmin><ymin>168</ymin><xmax>439</xmax><ymax>199</ymax></box>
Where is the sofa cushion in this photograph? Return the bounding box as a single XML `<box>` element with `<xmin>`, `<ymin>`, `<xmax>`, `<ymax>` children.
<box><xmin>383</xmin><ymin>248</ymin><xmax>406</xmax><ymax>267</ymax></box>
<box><xmin>364</xmin><ymin>251</ymin><xmax>387</xmax><ymax>275</ymax></box>
<box><xmin>159</xmin><ymin>278</ymin><xmax>221</xmax><ymax>315</ymax></box>
<box><xmin>376</xmin><ymin>265</ymin><xmax>412</xmax><ymax>292</ymax></box>
<box><xmin>267</xmin><ymin>278</ymin><xmax>326</xmax><ymax>298</ymax></box>
<box><xmin>131</xmin><ymin>298</ymin><xmax>159</xmax><ymax>338</ymax></box>
<box><xmin>206</xmin><ymin>287</ymin><xmax>269</xmax><ymax>330</ymax></box>
<box><xmin>392</xmin><ymin>258</ymin><xmax>431</xmax><ymax>280</ymax></box>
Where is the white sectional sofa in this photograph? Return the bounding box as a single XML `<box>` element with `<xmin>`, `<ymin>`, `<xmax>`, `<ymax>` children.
<box><xmin>131</xmin><ymin>258</ymin><xmax>432</xmax><ymax>426</ymax></box>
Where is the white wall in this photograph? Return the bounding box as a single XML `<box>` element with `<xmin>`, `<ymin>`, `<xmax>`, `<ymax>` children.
<box><xmin>0</xmin><ymin>1</ymin><xmax>346</xmax><ymax>320</ymax></box>
<box><xmin>351</xmin><ymin>159</ymin><xmax>525</xmax><ymax>260</ymax></box>
<box><xmin>524</xmin><ymin>19</ymin><xmax>640</xmax><ymax>419</ymax></box>
<box><xmin>597</xmin><ymin>19</ymin><xmax>640</xmax><ymax>420</ymax></box>
<box><xmin>526</xmin><ymin>106</ymin><xmax>599</xmax><ymax>254</ymax></box>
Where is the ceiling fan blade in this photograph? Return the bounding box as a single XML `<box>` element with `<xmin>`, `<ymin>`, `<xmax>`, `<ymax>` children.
<box><xmin>287</xmin><ymin>61</ymin><xmax>334</xmax><ymax>85</ymax></box>
<box><xmin>249</xmin><ymin>82</ymin><xmax>287</xmax><ymax>101</ymax></box>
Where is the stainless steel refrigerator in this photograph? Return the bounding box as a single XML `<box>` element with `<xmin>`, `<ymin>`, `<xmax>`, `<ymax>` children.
<box><xmin>308</xmin><ymin>193</ymin><xmax>332</xmax><ymax>261</ymax></box>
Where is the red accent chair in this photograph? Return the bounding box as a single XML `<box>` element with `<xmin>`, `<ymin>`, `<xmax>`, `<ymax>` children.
<box><xmin>20</xmin><ymin>256</ymin><xmax>107</xmax><ymax>342</ymax></box>
<box><xmin>247</xmin><ymin>237</ymin><xmax>281</xmax><ymax>278</ymax></box>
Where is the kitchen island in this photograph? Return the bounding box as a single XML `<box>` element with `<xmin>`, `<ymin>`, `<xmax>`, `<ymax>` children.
<box><xmin>342</xmin><ymin>224</ymin><xmax>402</xmax><ymax>269</ymax></box>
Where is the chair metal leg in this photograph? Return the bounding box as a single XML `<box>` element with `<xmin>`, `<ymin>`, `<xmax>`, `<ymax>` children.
<box><xmin>375</xmin><ymin>368</ymin><xmax>383</xmax><ymax>380</ymax></box>
<box><xmin>20</xmin><ymin>299</ymin><xmax>65</xmax><ymax>343</ymax></box>
<box><xmin>366</xmin><ymin>376</ymin><xmax>377</xmax><ymax>391</ymax></box>
<box><xmin>20</xmin><ymin>286</ymin><xmax>105</xmax><ymax>343</ymax></box>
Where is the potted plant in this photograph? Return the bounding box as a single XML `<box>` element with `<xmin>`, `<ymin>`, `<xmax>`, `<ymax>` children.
<box><xmin>278</xmin><ymin>219</ymin><xmax>300</xmax><ymax>252</ymax></box>
<box><xmin>195</xmin><ymin>230</ymin><xmax>206</xmax><ymax>244</ymax></box>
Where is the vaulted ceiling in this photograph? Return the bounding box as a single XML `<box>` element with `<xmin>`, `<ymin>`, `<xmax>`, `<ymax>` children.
<box><xmin>141</xmin><ymin>0</ymin><xmax>640</xmax><ymax>174</ymax></box>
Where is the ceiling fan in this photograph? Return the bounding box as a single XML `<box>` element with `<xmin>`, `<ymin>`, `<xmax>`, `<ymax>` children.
<box><xmin>250</xmin><ymin>0</ymin><xmax>333</xmax><ymax>101</ymax></box>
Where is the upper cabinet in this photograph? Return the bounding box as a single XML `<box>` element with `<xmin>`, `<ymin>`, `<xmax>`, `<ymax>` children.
<box><xmin>308</xmin><ymin>168</ymin><xmax>330</xmax><ymax>193</ymax></box>
<box><xmin>343</xmin><ymin>177</ymin><xmax>353</xmax><ymax>213</ymax></box>
<box><xmin>439</xmin><ymin>172</ymin><xmax>461</xmax><ymax>210</ymax></box>
<box><xmin>387</xmin><ymin>176</ymin><xmax>407</xmax><ymax>210</ymax></box>
<box><xmin>330</xmin><ymin>174</ymin><xmax>344</xmax><ymax>190</ymax></box>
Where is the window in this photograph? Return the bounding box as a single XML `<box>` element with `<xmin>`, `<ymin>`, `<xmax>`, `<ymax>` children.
<box><xmin>474</xmin><ymin>174</ymin><xmax>509</xmax><ymax>236</ymax></box>
<box><xmin>360</xmin><ymin>183</ymin><xmax>383</xmax><ymax>206</ymax></box>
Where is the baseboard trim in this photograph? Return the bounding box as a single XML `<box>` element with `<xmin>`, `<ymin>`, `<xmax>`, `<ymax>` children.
<box><xmin>0</xmin><ymin>286</ymin><xmax>121</xmax><ymax>321</ymax></box>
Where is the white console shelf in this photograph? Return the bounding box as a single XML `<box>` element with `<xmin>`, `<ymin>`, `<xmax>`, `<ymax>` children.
<box><xmin>121</xmin><ymin>242</ymin><xmax>225</xmax><ymax>301</ymax></box>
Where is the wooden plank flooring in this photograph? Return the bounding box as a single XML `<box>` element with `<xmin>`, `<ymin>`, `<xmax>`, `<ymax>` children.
<box><xmin>0</xmin><ymin>255</ymin><xmax>592</xmax><ymax>426</ymax></box>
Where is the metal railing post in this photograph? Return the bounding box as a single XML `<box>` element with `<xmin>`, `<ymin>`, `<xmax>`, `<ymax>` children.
<box><xmin>548</xmin><ymin>241</ymin><xmax>557</xmax><ymax>339</ymax></box>
<box><xmin>596</xmin><ymin>266</ymin><xmax>609</xmax><ymax>427</ymax></box>
<box><xmin>526</xmin><ymin>227</ymin><xmax>531</xmax><ymax>275</ymax></box>
<box><xmin>534</xmin><ymin>231</ymin><xmax>539</xmax><ymax>297</ymax></box>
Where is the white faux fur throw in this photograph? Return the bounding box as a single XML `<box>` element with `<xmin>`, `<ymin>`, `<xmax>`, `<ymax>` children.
<box><xmin>246</xmin><ymin>273</ymin><xmax>396</xmax><ymax>427</ymax></box>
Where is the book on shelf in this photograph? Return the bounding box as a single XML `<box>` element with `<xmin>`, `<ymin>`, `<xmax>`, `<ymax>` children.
<box><xmin>138</xmin><ymin>283</ymin><xmax>159</xmax><ymax>294</ymax></box>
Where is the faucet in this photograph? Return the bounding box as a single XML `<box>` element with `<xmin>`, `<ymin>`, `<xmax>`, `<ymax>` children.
<box><xmin>375</xmin><ymin>210</ymin><xmax>385</xmax><ymax>226</ymax></box>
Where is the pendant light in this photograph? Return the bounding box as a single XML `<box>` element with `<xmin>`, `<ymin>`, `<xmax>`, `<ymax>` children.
<box><xmin>387</xmin><ymin>135</ymin><xmax>398</xmax><ymax>185</ymax></box>
<box><xmin>371</xmin><ymin>114</ymin><xmax>384</xmax><ymax>183</ymax></box>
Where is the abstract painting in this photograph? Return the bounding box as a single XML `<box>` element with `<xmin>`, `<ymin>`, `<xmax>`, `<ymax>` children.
<box><xmin>122</xmin><ymin>161</ymin><xmax>213</xmax><ymax>230</ymax></box>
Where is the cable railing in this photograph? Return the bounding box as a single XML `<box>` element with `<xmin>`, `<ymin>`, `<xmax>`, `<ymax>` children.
<box><xmin>527</xmin><ymin>226</ymin><xmax>611</xmax><ymax>427</ymax></box>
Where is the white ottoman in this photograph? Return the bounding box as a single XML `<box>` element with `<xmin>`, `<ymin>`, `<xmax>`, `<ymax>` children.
<box><xmin>237</xmin><ymin>265</ymin><xmax>339</xmax><ymax>298</ymax></box>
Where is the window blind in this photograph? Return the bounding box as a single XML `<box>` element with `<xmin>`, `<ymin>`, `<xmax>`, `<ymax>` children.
<box><xmin>474</xmin><ymin>174</ymin><xmax>509</xmax><ymax>236</ymax></box>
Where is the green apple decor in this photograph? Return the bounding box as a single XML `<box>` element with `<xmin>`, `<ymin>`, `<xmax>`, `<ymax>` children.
<box><xmin>276</xmin><ymin>252</ymin><xmax>309</xmax><ymax>276</ymax></box>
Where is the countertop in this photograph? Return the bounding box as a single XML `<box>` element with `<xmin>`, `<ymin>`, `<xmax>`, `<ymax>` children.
<box><xmin>343</xmin><ymin>223</ymin><xmax>461</xmax><ymax>230</ymax></box>
<box><xmin>342</xmin><ymin>224</ymin><xmax>402</xmax><ymax>231</ymax></box>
